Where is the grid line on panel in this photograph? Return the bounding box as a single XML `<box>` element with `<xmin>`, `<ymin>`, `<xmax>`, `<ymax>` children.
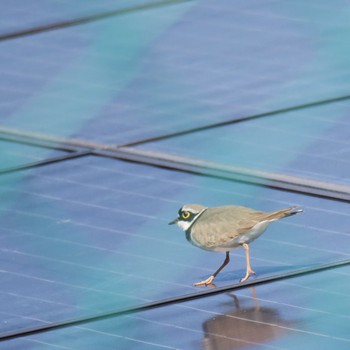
<box><xmin>0</xmin><ymin>150</ymin><xmax>92</xmax><ymax>175</ymax></box>
<box><xmin>120</xmin><ymin>93</ymin><xmax>350</xmax><ymax>147</ymax></box>
<box><xmin>0</xmin><ymin>132</ymin><xmax>83</xmax><ymax>153</ymax></box>
<box><xmin>0</xmin><ymin>125</ymin><xmax>349</xmax><ymax>202</ymax></box>
<box><xmin>0</xmin><ymin>127</ymin><xmax>107</xmax><ymax>152</ymax></box>
<box><xmin>0</xmin><ymin>0</ymin><xmax>194</xmax><ymax>42</ymax></box>
<box><xmin>2</xmin><ymin>93</ymin><xmax>350</xmax><ymax>153</ymax></box>
<box><xmin>98</xmin><ymin>148</ymin><xmax>350</xmax><ymax>203</ymax></box>
<box><xmin>1</xmin><ymin>258</ymin><xmax>349</xmax><ymax>342</ymax></box>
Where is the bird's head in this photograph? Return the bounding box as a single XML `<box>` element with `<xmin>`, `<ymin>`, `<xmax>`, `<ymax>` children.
<box><xmin>169</xmin><ymin>204</ymin><xmax>207</xmax><ymax>231</ymax></box>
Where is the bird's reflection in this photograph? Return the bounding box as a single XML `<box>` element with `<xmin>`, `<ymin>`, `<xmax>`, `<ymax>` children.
<box><xmin>202</xmin><ymin>288</ymin><xmax>291</xmax><ymax>350</ymax></box>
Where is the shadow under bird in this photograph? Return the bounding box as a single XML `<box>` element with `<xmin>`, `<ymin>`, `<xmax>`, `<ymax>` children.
<box><xmin>169</xmin><ymin>204</ymin><xmax>303</xmax><ymax>286</ymax></box>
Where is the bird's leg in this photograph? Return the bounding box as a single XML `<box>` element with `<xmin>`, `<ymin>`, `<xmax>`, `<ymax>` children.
<box><xmin>240</xmin><ymin>243</ymin><xmax>256</xmax><ymax>283</ymax></box>
<box><xmin>194</xmin><ymin>251</ymin><xmax>230</xmax><ymax>286</ymax></box>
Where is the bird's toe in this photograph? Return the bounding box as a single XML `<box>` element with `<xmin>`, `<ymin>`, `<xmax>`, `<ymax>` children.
<box><xmin>240</xmin><ymin>271</ymin><xmax>256</xmax><ymax>283</ymax></box>
<box><xmin>194</xmin><ymin>275</ymin><xmax>215</xmax><ymax>286</ymax></box>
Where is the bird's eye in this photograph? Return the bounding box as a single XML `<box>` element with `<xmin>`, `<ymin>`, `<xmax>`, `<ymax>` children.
<box><xmin>182</xmin><ymin>211</ymin><xmax>191</xmax><ymax>219</ymax></box>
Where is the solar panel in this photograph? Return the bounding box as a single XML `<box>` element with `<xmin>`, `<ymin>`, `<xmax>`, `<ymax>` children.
<box><xmin>1</xmin><ymin>265</ymin><xmax>349</xmax><ymax>349</ymax></box>
<box><xmin>135</xmin><ymin>100</ymin><xmax>350</xmax><ymax>185</ymax></box>
<box><xmin>1</xmin><ymin>1</ymin><xmax>350</xmax><ymax>349</ymax></box>
<box><xmin>0</xmin><ymin>139</ymin><xmax>66</xmax><ymax>171</ymax></box>
<box><xmin>0</xmin><ymin>1</ymin><xmax>168</xmax><ymax>36</ymax></box>
<box><xmin>0</xmin><ymin>155</ymin><xmax>349</xmax><ymax>338</ymax></box>
<box><xmin>1</xmin><ymin>1</ymin><xmax>350</xmax><ymax>146</ymax></box>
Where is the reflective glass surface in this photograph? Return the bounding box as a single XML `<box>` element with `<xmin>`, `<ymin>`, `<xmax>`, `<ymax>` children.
<box><xmin>1</xmin><ymin>1</ymin><xmax>349</xmax><ymax>349</ymax></box>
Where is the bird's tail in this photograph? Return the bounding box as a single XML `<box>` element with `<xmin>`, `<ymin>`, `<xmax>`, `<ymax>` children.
<box><xmin>264</xmin><ymin>206</ymin><xmax>303</xmax><ymax>221</ymax></box>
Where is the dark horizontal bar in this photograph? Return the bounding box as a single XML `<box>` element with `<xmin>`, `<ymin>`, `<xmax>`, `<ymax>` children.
<box><xmin>122</xmin><ymin>94</ymin><xmax>350</xmax><ymax>147</ymax></box>
<box><xmin>0</xmin><ymin>126</ymin><xmax>349</xmax><ymax>202</ymax></box>
<box><xmin>0</xmin><ymin>133</ymin><xmax>80</xmax><ymax>153</ymax></box>
<box><xmin>95</xmin><ymin>148</ymin><xmax>350</xmax><ymax>203</ymax></box>
<box><xmin>0</xmin><ymin>151</ymin><xmax>91</xmax><ymax>175</ymax></box>
<box><xmin>0</xmin><ymin>0</ymin><xmax>193</xmax><ymax>42</ymax></box>
<box><xmin>0</xmin><ymin>127</ymin><xmax>106</xmax><ymax>152</ymax></box>
<box><xmin>1</xmin><ymin>258</ymin><xmax>348</xmax><ymax>342</ymax></box>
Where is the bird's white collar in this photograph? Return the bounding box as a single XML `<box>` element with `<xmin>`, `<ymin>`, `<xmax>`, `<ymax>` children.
<box><xmin>177</xmin><ymin>207</ymin><xmax>207</xmax><ymax>232</ymax></box>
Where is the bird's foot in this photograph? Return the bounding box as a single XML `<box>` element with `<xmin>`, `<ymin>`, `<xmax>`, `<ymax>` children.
<box><xmin>240</xmin><ymin>269</ymin><xmax>256</xmax><ymax>283</ymax></box>
<box><xmin>194</xmin><ymin>275</ymin><xmax>215</xmax><ymax>286</ymax></box>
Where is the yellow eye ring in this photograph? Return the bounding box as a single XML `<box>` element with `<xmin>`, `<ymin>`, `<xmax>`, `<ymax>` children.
<box><xmin>182</xmin><ymin>211</ymin><xmax>190</xmax><ymax>219</ymax></box>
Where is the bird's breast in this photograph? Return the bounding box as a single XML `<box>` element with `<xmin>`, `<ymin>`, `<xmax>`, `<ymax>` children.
<box><xmin>186</xmin><ymin>228</ymin><xmax>210</xmax><ymax>250</ymax></box>
<box><xmin>186</xmin><ymin>227</ymin><xmax>228</xmax><ymax>252</ymax></box>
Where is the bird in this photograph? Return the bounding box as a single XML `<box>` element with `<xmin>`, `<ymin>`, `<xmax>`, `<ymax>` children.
<box><xmin>169</xmin><ymin>204</ymin><xmax>303</xmax><ymax>286</ymax></box>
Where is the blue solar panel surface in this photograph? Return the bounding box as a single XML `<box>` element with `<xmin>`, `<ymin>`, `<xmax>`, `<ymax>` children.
<box><xmin>0</xmin><ymin>0</ymin><xmax>160</xmax><ymax>34</ymax></box>
<box><xmin>0</xmin><ymin>156</ymin><xmax>349</xmax><ymax>337</ymax></box>
<box><xmin>1</xmin><ymin>0</ymin><xmax>350</xmax><ymax>145</ymax></box>
<box><xmin>137</xmin><ymin>100</ymin><xmax>350</xmax><ymax>185</ymax></box>
<box><xmin>0</xmin><ymin>0</ymin><xmax>349</xmax><ymax>349</ymax></box>
<box><xmin>0</xmin><ymin>140</ymin><xmax>64</xmax><ymax>171</ymax></box>
<box><xmin>1</xmin><ymin>266</ymin><xmax>349</xmax><ymax>349</ymax></box>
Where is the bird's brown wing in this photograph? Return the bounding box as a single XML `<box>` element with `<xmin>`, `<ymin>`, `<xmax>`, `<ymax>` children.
<box><xmin>191</xmin><ymin>206</ymin><xmax>266</xmax><ymax>248</ymax></box>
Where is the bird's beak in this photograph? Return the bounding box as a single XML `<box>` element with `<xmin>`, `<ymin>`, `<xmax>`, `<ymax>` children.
<box><xmin>168</xmin><ymin>217</ymin><xmax>179</xmax><ymax>225</ymax></box>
